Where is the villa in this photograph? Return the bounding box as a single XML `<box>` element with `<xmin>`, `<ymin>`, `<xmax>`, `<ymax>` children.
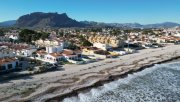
<box><xmin>62</xmin><ymin>49</ymin><xmax>82</xmax><ymax>60</ymax></box>
<box><xmin>36</xmin><ymin>50</ymin><xmax>47</xmax><ymax>59</ymax></box>
<box><xmin>45</xmin><ymin>52</ymin><xmax>64</xmax><ymax>63</ymax></box>
<box><xmin>34</xmin><ymin>49</ymin><xmax>82</xmax><ymax>64</ymax></box>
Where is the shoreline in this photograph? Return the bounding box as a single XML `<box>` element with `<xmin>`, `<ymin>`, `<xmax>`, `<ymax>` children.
<box><xmin>1</xmin><ymin>45</ymin><xmax>180</xmax><ymax>102</ymax></box>
<box><xmin>45</xmin><ymin>56</ymin><xmax>180</xmax><ymax>102</ymax></box>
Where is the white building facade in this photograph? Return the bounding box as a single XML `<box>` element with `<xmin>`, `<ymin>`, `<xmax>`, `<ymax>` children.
<box><xmin>0</xmin><ymin>47</ymin><xmax>15</xmax><ymax>58</ymax></box>
<box><xmin>93</xmin><ymin>43</ymin><xmax>112</xmax><ymax>50</ymax></box>
<box><xmin>0</xmin><ymin>58</ymin><xmax>19</xmax><ymax>72</ymax></box>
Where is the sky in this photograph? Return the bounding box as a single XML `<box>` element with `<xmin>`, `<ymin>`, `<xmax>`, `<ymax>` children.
<box><xmin>0</xmin><ymin>0</ymin><xmax>180</xmax><ymax>24</ymax></box>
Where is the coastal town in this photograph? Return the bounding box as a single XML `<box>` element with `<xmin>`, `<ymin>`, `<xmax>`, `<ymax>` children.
<box><xmin>0</xmin><ymin>26</ymin><xmax>180</xmax><ymax>101</ymax></box>
<box><xmin>0</xmin><ymin>0</ymin><xmax>180</xmax><ymax>102</ymax></box>
<box><xmin>0</xmin><ymin>27</ymin><xmax>180</xmax><ymax>102</ymax></box>
<box><xmin>1</xmin><ymin>27</ymin><xmax>180</xmax><ymax>73</ymax></box>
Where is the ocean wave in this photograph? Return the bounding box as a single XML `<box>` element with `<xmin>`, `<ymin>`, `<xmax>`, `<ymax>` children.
<box><xmin>63</xmin><ymin>62</ymin><xmax>180</xmax><ymax>102</ymax></box>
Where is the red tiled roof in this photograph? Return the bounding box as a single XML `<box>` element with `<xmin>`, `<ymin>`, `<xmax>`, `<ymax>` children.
<box><xmin>0</xmin><ymin>58</ymin><xmax>18</xmax><ymax>65</ymax></box>
<box><xmin>74</xmin><ymin>49</ymin><xmax>82</xmax><ymax>53</ymax></box>
<box><xmin>62</xmin><ymin>50</ymin><xmax>74</xmax><ymax>55</ymax></box>
<box><xmin>49</xmin><ymin>52</ymin><xmax>63</xmax><ymax>57</ymax></box>
<box><xmin>160</xmin><ymin>36</ymin><xmax>180</xmax><ymax>41</ymax></box>
<box><xmin>0</xmin><ymin>43</ymin><xmax>29</xmax><ymax>50</ymax></box>
<box><xmin>36</xmin><ymin>50</ymin><xmax>47</xmax><ymax>55</ymax></box>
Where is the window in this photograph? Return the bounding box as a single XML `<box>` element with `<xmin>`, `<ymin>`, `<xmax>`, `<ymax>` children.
<box><xmin>78</xmin><ymin>54</ymin><xmax>81</xmax><ymax>57</ymax></box>
<box><xmin>0</xmin><ymin>66</ymin><xmax>6</xmax><ymax>71</ymax></box>
<box><xmin>16</xmin><ymin>62</ymin><xmax>19</xmax><ymax>67</ymax></box>
<box><xmin>8</xmin><ymin>64</ymin><xmax>13</xmax><ymax>69</ymax></box>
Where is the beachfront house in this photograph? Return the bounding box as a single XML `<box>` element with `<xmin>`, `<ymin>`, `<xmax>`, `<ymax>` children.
<box><xmin>34</xmin><ymin>49</ymin><xmax>82</xmax><ymax>64</ymax></box>
<box><xmin>45</xmin><ymin>52</ymin><xmax>64</xmax><ymax>63</ymax></box>
<box><xmin>36</xmin><ymin>50</ymin><xmax>47</xmax><ymax>60</ymax></box>
<box><xmin>62</xmin><ymin>49</ymin><xmax>83</xmax><ymax>64</ymax></box>
<box><xmin>0</xmin><ymin>58</ymin><xmax>19</xmax><ymax>72</ymax></box>
<box><xmin>62</xmin><ymin>49</ymin><xmax>80</xmax><ymax>60</ymax></box>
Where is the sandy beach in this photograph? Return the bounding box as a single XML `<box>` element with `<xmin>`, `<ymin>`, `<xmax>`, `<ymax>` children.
<box><xmin>1</xmin><ymin>44</ymin><xmax>180</xmax><ymax>102</ymax></box>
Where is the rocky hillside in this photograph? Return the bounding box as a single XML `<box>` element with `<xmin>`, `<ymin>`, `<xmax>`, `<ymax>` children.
<box><xmin>15</xmin><ymin>12</ymin><xmax>87</xmax><ymax>28</ymax></box>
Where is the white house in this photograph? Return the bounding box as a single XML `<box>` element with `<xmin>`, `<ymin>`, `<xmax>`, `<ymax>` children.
<box><xmin>15</xmin><ymin>46</ymin><xmax>37</xmax><ymax>57</ymax></box>
<box><xmin>9</xmin><ymin>35</ymin><xmax>19</xmax><ymax>40</ymax></box>
<box><xmin>62</xmin><ymin>49</ymin><xmax>80</xmax><ymax>60</ymax></box>
<box><xmin>0</xmin><ymin>58</ymin><xmax>19</xmax><ymax>72</ymax></box>
<box><xmin>173</xmin><ymin>33</ymin><xmax>180</xmax><ymax>37</ymax></box>
<box><xmin>4</xmin><ymin>30</ymin><xmax>19</xmax><ymax>41</ymax></box>
<box><xmin>21</xmin><ymin>47</ymin><xmax>37</xmax><ymax>57</ymax></box>
<box><xmin>45</xmin><ymin>53</ymin><xmax>64</xmax><ymax>63</ymax></box>
<box><xmin>34</xmin><ymin>49</ymin><xmax>82</xmax><ymax>64</ymax></box>
<box><xmin>35</xmin><ymin>50</ymin><xmax>47</xmax><ymax>59</ymax></box>
<box><xmin>46</xmin><ymin>45</ymin><xmax>63</xmax><ymax>53</ymax></box>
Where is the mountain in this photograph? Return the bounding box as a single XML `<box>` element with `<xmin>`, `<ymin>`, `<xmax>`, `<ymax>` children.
<box><xmin>80</xmin><ymin>21</ymin><xmax>112</xmax><ymax>28</ymax></box>
<box><xmin>80</xmin><ymin>21</ymin><xmax>144</xmax><ymax>28</ymax></box>
<box><xmin>108</xmin><ymin>23</ymin><xmax>143</xmax><ymax>28</ymax></box>
<box><xmin>110</xmin><ymin>22</ymin><xmax>180</xmax><ymax>28</ymax></box>
<box><xmin>16</xmin><ymin>12</ymin><xmax>87</xmax><ymax>28</ymax></box>
<box><xmin>0</xmin><ymin>20</ymin><xmax>16</xmax><ymax>27</ymax></box>
<box><xmin>144</xmin><ymin>22</ymin><xmax>180</xmax><ymax>28</ymax></box>
<box><xmin>1</xmin><ymin>13</ymin><xmax>180</xmax><ymax>28</ymax></box>
<box><xmin>81</xmin><ymin>21</ymin><xmax>180</xmax><ymax>28</ymax></box>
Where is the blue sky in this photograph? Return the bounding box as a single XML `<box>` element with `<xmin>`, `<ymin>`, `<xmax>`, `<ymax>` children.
<box><xmin>0</xmin><ymin>0</ymin><xmax>180</xmax><ymax>24</ymax></box>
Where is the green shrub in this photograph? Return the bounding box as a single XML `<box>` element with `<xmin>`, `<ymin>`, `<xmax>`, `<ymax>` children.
<box><xmin>38</xmin><ymin>66</ymin><xmax>47</xmax><ymax>72</ymax></box>
<box><xmin>27</xmin><ymin>67</ymin><xmax>34</xmax><ymax>71</ymax></box>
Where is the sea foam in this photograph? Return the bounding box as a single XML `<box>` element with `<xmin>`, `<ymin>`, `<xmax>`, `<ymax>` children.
<box><xmin>63</xmin><ymin>62</ymin><xmax>180</xmax><ymax>102</ymax></box>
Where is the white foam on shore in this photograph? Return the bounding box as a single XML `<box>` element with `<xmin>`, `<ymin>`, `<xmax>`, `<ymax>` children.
<box><xmin>63</xmin><ymin>62</ymin><xmax>180</xmax><ymax>102</ymax></box>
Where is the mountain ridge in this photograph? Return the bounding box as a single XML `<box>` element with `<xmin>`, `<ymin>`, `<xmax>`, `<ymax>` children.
<box><xmin>81</xmin><ymin>21</ymin><xmax>180</xmax><ymax>28</ymax></box>
<box><xmin>0</xmin><ymin>20</ymin><xmax>16</xmax><ymax>27</ymax></box>
<box><xmin>0</xmin><ymin>12</ymin><xmax>180</xmax><ymax>28</ymax></box>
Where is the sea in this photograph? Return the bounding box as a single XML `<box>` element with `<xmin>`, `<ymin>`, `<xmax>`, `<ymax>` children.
<box><xmin>63</xmin><ymin>61</ymin><xmax>180</xmax><ymax>102</ymax></box>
